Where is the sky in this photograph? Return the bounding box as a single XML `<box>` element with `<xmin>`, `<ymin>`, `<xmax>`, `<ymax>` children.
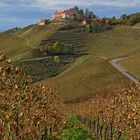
<box><xmin>1</xmin><ymin>0</ymin><xmax>140</xmax><ymax>31</ymax></box>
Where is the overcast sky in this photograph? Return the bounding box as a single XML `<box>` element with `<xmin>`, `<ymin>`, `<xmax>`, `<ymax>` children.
<box><xmin>0</xmin><ymin>0</ymin><xmax>140</xmax><ymax>31</ymax></box>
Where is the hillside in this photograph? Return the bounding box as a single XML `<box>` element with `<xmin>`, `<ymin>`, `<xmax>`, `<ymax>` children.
<box><xmin>1</xmin><ymin>22</ymin><xmax>140</xmax><ymax>102</ymax></box>
<box><xmin>40</xmin><ymin>25</ymin><xmax>140</xmax><ymax>101</ymax></box>
<box><xmin>133</xmin><ymin>22</ymin><xmax>140</xmax><ymax>29</ymax></box>
<box><xmin>1</xmin><ymin>18</ymin><xmax>140</xmax><ymax>140</ymax></box>
<box><xmin>0</xmin><ymin>33</ymin><xmax>31</xmax><ymax>58</ymax></box>
<box><xmin>40</xmin><ymin>56</ymin><xmax>128</xmax><ymax>101</ymax></box>
<box><xmin>0</xmin><ymin>20</ymin><xmax>70</xmax><ymax>59</ymax></box>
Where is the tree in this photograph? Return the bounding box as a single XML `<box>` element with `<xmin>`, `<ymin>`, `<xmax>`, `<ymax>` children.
<box><xmin>88</xmin><ymin>11</ymin><xmax>96</xmax><ymax>19</ymax></box>
<box><xmin>110</xmin><ymin>16</ymin><xmax>118</xmax><ymax>25</ymax></box>
<box><xmin>86</xmin><ymin>24</ymin><xmax>93</xmax><ymax>32</ymax></box>
<box><xmin>46</xmin><ymin>42</ymin><xmax>74</xmax><ymax>55</ymax></box>
<box><xmin>74</xmin><ymin>6</ymin><xmax>79</xmax><ymax>12</ymax></box>
<box><xmin>52</xmin><ymin>41</ymin><xmax>63</xmax><ymax>54</ymax></box>
<box><xmin>78</xmin><ymin>9</ymin><xmax>85</xmax><ymax>20</ymax></box>
<box><xmin>120</xmin><ymin>14</ymin><xmax>128</xmax><ymax>24</ymax></box>
<box><xmin>54</xmin><ymin>56</ymin><xmax>61</xmax><ymax>63</ymax></box>
<box><xmin>85</xmin><ymin>9</ymin><xmax>89</xmax><ymax>17</ymax></box>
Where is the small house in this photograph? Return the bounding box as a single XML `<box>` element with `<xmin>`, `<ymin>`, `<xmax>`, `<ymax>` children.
<box><xmin>82</xmin><ymin>18</ymin><xmax>92</xmax><ymax>26</ymax></box>
<box><xmin>53</xmin><ymin>10</ymin><xmax>66</xmax><ymax>20</ymax></box>
<box><xmin>38</xmin><ymin>19</ymin><xmax>48</xmax><ymax>26</ymax></box>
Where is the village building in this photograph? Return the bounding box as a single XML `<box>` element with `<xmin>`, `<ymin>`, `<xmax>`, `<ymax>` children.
<box><xmin>53</xmin><ymin>8</ymin><xmax>79</xmax><ymax>20</ymax></box>
<box><xmin>82</xmin><ymin>18</ymin><xmax>92</xmax><ymax>25</ymax></box>
<box><xmin>38</xmin><ymin>19</ymin><xmax>48</xmax><ymax>25</ymax></box>
<box><xmin>53</xmin><ymin>10</ymin><xmax>65</xmax><ymax>19</ymax></box>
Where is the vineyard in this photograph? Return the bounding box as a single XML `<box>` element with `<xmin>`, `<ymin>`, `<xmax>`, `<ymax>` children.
<box><xmin>0</xmin><ymin>52</ymin><xmax>140</xmax><ymax>140</ymax></box>
<box><xmin>66</xmin><ymin>83</ymin><xmax>140</xmax><ymax>139</ymax></box>
<box><xmin>0</xmin><ymin>53</ymin><xmax>64</xmax><ymax>139</ymax></box>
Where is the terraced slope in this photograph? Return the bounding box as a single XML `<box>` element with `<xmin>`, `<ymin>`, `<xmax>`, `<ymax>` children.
<box><xmin>21</xmin><ymin>20</ymin><xmax>73</xmax><ymax>47</ymax></box>
<box><xmin>0</xmin><ymin>20</ymin><xmax>68</xmax><ymax>59</ymax></box>
<box><xmin>1</xmin><ymin>23</ymin><xmax>140</xmax><ymax>102</ymax></box>
<box><xmin>40</xmin><ymin>30</ymin><xmax>91</xmax><ymax>54</ymax></box>
<box><xmin>40</xmin><ymin>25</ymin><xmax>140</xmax><ymax>101</ymax></box>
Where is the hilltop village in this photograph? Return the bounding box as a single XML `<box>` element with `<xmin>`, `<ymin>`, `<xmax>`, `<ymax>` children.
<box><xmin>38</xmin><ymin>7</ymin><xmax>112</xmax><ymax>28</ymax></box>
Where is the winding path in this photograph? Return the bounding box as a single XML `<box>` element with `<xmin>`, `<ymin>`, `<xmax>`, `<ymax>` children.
<box><xmin>12</xmin><ymin>34</ymin><xmax>35</xmax><ymax>49</ymax></box>
<box><xmin>11</xmin><ymin>33</ymin><xmax>140</xmax><ymax>85</ymax></box>
<box><xmin>109</xmin><ymin>58</ymin><xmax>140</xmax><ymax>84</ymax></box>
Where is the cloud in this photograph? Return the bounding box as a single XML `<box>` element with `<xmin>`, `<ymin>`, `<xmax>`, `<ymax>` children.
<box><xmin>1</xmin><ymin>0</ymin><xmax>140</xmax><ymax>11</ymax></box>
<box><xmin>1</xmin><ymin>0</ymin><xmax>140</xmax><ymax>30</ymax></box>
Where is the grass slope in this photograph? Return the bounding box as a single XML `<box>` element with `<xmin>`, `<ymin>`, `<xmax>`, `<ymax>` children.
<box><xmin>87</xmin><ymin>26</ymin><xmax>140</xmax><ymax>58</ymax></box>
<box><xmin>0</xmin><ymin>21</ymin><xmax>66</xmax><ymax>59</ymax></box>
<box><xmin>40</xmin><ymin>25</ymin><xmax>140</xmax><ymax>101</ymax></box>
<box><xmin>0</xmin><ymin>33</ymin><xmax>31</xmax><ymax>58</ymax></box>
<box><xmin>21</xmin><ymin>21</ymin><xmax>69</xmax><ymax>47</ymax></box>
<box><xmin>1</xmin><ymin>24</ymin><xmax>140</xmax><ymax>101</ymax></box>
<box><xmin>41</xmin><ymin>56</ymin><xmax>128</xmax><ymax>101</ymax></box>
<box><xmin>122</xmin><ymin>53</ymin><xmax>140</xmax><ymax>79</ymax></box>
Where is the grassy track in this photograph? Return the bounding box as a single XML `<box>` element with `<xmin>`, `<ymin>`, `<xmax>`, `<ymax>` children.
<box><xmin>0</xmin><ymin>21</ymin><xmax>65</xmax><ymax>59</ymax></box>
<box><xmin>122</xmin><ymin>53</ymin><xmax>140</xmax><ymax>79</ymax></box>
<box><xmin>0</xmin><ymin>33</ymin><xmax>31</xmax><ymax>58</ymax></box>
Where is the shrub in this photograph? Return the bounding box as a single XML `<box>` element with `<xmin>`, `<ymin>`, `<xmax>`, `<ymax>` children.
<box><xmin>85</xmin><ymin>23</ymin><xmax>104</xmax><ymax>33</ymax></box>
<box><xmin>54</xmin><ymin>56</ymin><xmax>61</xmax><ymax>63</ymax></box>
<box><xmin>41</xmin><ymin>41</ymin><xmax>74</xmax><ymax>55</ymax></box>
<box><xmin>85</xmin><ymin>24</ymin><xmax>93</xmax><ymax>33</ymax></box>
<box><xmin>92</xmin><ymin>23</ymin><xmax>103</xmax><ymax>32</ymax></box>
<box><xmin>118</xmin><ymin>12</ymin><xmax>140</xmax><ymax>26</ymax></box>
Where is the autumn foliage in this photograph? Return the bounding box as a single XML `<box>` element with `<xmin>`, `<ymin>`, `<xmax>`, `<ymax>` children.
<box><xmin>0</xmin><ymin>53</ymin><xmax>64</xmax><ymax>139</ymax></box>
<box><xmin>71</xmin><ymin>83</ymin><xmax>140</xmax><ymax>139</ymax></box>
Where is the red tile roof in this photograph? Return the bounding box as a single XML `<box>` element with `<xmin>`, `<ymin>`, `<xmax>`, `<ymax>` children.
<box><xmin>65</xmin><ymin>8</ymin><xmax>78</xmax><ymax>15</ymax></box>
<box><xmin>54</xmin><ymin>8</ymin><xmax>78</xmax><ymax>15</ymax></box>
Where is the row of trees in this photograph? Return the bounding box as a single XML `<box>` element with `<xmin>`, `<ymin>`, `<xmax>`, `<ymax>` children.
<box><xmin>40</xmin><ymin>41</ymin><xmax>74</xmax><ymax>55</ymax></box>
<box><xmin>85</xmin><ymin>23</ymin><xmax>104</xmax><ymax>33</ymax></box>
<box><xmin>74</xmin><ymin>6</ymin><xmax>96</xmax><ymax>21</ymax></box>
<box><xmin>2</xmin><ymin>27</ymin><xmax>20</xmax><ymax>33</ymax></box>
<box><xmin>109</xmin><ymin>12</ymin><xmax>140</xmax><ymax>25</ymax></box>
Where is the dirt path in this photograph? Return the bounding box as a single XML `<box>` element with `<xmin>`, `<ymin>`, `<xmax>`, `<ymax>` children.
<box><xmin>12</xmin><ymin>34</ymin><xmax>35</xmax><ymax>49</ymax></box>
<box><xmin>109</xmin><ymin>58</ymin><xmax>140</xmax><ymax>84</ymax></box>
<box><xmin>13</xmin><ymin>56</ymin><xmax>50</xmax><ymax>62</ymax></box>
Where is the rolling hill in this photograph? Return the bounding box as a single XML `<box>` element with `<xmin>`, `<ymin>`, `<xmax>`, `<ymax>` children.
<box><xmin>39</xmin><ymin>25</ymin><xmax>140</xmax><ymax>101</ymax></box>
<box><xmin>1</xmin><ymin>21</ymin><xmax>140</xmax><ymax>102</ymax></box>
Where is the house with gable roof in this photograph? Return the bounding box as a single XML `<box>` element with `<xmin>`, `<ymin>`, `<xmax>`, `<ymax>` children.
<box><xmin>52</xmin><ymin>8</ymin><xmax>79</xmax><ymax>20</ymax></box>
